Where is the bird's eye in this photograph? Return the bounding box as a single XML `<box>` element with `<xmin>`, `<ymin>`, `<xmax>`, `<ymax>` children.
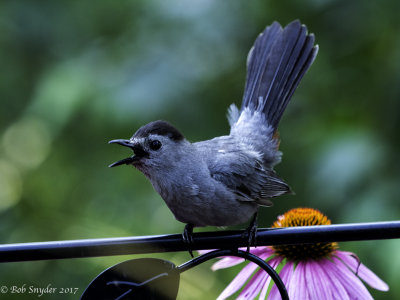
<box><xmin>149</xmin><ymin>140</ymin><xmax>162</xmax><ymax>151</ymax></box>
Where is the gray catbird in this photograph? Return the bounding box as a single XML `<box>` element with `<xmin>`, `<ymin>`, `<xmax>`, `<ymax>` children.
<box><xmin>109</xmin><ymin>20</ymin><xmax>318</xmax><ymax>253</ymax></box>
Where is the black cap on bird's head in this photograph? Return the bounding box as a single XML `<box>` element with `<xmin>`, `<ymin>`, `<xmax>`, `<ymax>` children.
<box><xmin>108</xmin><ymin>120</ymin><xmax>184</xmax><ymax>168</ymax></box>
<box><xmin>133</xmin><ymin>120</ymin><xmax>184</xmax><ymax>142</ymax></box>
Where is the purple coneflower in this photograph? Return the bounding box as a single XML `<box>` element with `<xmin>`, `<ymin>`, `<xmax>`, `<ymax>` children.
<box><xmin>209</xmin><ymin>208</ymin><xmax>389</xmax><ymax>299</ymax></box>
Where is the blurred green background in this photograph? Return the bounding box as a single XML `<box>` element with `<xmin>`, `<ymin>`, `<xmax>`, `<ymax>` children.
<box><xmin>1</xmin><ymin>0</ymin><xmax>399</xmax><ymax>299</ymax></box>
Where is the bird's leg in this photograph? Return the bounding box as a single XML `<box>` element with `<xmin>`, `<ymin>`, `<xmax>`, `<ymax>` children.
<box><xmin>242</xmin><ymin>212</ymin><xmax>258</xmax><ymax>252</ymax></box>
<box><xmin>182</xmin><ymin>223</ymin><xmax>194</xmax><ymax>258</ymax></box>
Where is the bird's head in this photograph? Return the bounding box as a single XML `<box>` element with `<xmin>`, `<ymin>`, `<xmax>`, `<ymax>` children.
<box><xmin>109</xmin><ymin>120</ymin><xmax>187</xmax><ymax>176</ymax></box>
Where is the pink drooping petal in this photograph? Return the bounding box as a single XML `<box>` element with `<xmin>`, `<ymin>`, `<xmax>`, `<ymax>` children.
<box><xmin>327</xmin><ymin>257</ymin><xmax>374</xmax><ymax>300</ymax></box>
<box><xmin>197</xmin><ymin>249</ymin><xmax>245</xmax><ymax>271</ymax></box>
<box><xmin>208</xmin><ymin>247</ymin><xmax>274</xmax><ymax>271</ymax></box>
<box><xmin>197</xmin><ymin>249</ymin><xmax>215</xmax><ymax>255</ymax></box>
<box><xmin>319</xmin><ymin>259</ymin><xmax>350</xmax><ymax>300</ymax></box>
<box><xmin>287</xmin><ymin>262</ymin><xmax>301</xmax><ymax>299</ymax></box>
<box><xmin>304</xmin><ymin>260</ymin><xmax>333</xmax><ymax>300</ymax></box>
<box><xmin>298</xmin><ymin>261</ymin><xmax>311</xmax><ymax>300</ymax></box>
<box><xmin>258</xmin><ymin>274</ymin><xmax>272</xmax><ymax>300</ymax></box>
<box><xmin>238</xmin><ymin>268</ymin><xmax>269</xmax><ymax>300</ymax></box>
<box><xmin>216</xmin><ymin>260</ymin><xmax>260</xmax><ymax>300</ymax></box>
<box><xmin>266</xmin><ymin>259</ymin><xmax>291</xmax><ymax>300</ymax></box>
<box><xmin>244</xmin><ymin>246</ymin><xmax>275</xmax><ymax>260</ymax></box>
<box><xmin>334</xmin><ymin>251</ymin><xmax>389</xmax><ymax>291</ymax></box>
<box><xmin>212</xmin><ymin>256</ymin><xmax>245</xmax><ymax>271</ymax></box>
<box><xmin>287</xmin><ymin>261</ymin><xmax>310</xmax><ymax>299</ymax></box>
<box><xmin>237</xmin><ymin>255</ymin><xmax>281</xmax><ymax>299</ymax></box>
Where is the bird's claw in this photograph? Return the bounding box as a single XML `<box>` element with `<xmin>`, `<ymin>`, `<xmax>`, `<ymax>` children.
<box><xmin>241</xmin><ymin>213</ymin><xmax>258</xmax><ymax>252</ymax></box>
<box><xmin>182</xmin><ymin>224</ymin><xmax>194</xmax><ymax>258</ymax></box>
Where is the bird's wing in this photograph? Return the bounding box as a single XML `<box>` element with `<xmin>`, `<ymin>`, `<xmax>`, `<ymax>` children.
<box><xmin>195</xmin><ymin>137</ymin><xmax>291</xmax><ymax>206</ymax></box>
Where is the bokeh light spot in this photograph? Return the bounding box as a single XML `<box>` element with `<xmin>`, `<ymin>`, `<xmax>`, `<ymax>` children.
<box><xmin>2</xmin><ymin>116</ymin><xmax>51</xmax><ymax>170</ymax></box>
<box><xmin>0</xmin><ymin>160</ymin><xmax>22</xmax><ymax>211</ymax></box>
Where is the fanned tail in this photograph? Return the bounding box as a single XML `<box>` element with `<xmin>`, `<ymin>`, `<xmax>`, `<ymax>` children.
<box><xmin>241</xmin><ymin>20</ymin><xmax>318</xmax><ymax>130</ymax></box>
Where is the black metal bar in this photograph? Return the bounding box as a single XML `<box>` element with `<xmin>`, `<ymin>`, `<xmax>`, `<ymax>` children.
<box><xmin>0</xmin><ymin>221</ymin><xmax>399</xmax><ymax>263</ymax></box>
<box><xmin>177</xmin><ymin>249</ymin><xmax>288</xmax><ymax>300</ymax></box>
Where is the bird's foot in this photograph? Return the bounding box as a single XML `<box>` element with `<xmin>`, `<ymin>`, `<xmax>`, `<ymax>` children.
<box><xmin>241</xmin><ymin>212</ymin><xmax>258</xmax><ymax>252</ymax></box>
<box><xmin>182</xmin><ymin>223</ymin><xmax>194</xmax><ymax>258</ymax></box>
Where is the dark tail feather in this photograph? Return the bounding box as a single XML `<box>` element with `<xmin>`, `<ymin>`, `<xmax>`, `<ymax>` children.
<box><xmin>241</xmin><ymin>20</ymin><xmax>318</xmax><ymax>130</ymax></box>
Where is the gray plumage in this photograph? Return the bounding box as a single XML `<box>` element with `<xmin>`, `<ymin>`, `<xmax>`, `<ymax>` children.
<box><xmin>109</xmin><ymin>20</ymin><xmax>318</xmax><ymax>228</ymax></box>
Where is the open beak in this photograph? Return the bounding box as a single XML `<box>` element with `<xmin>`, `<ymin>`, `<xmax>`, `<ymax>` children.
<box><xmin>108</xmin><ymin>139</ymin><xmax>147</xmax><ymax>168</ymax></box>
